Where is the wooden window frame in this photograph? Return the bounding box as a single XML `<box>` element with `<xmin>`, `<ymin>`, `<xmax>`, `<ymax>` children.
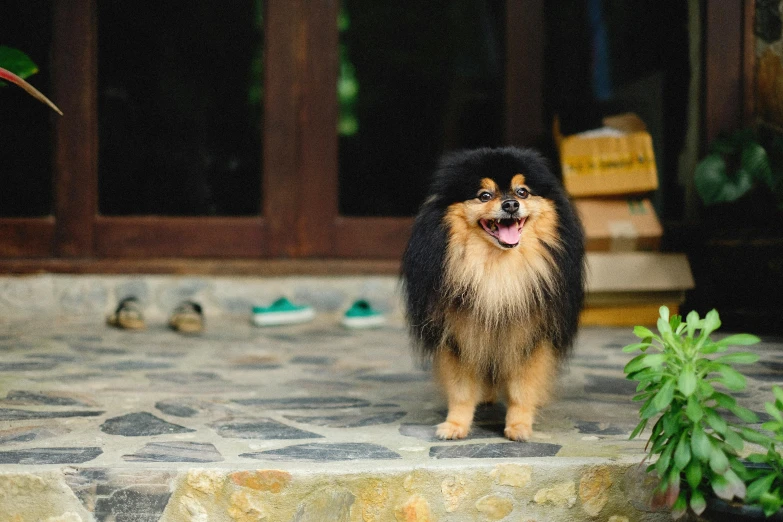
<box><xmin>0</xmin><ymin>0</ymin><xmax>755</xmax><ymax>272</ymax></box>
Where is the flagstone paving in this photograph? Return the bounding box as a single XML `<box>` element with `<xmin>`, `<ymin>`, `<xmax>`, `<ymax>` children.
<box><xmin>0</xmin><ymin>308</ymin><xmax>780</xmax><ymax>521</ymax></box>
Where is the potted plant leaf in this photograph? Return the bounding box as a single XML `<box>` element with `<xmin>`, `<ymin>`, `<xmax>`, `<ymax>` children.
<box><xmin>623</xmin><ymin>306</ymin><xmax>783</xmax><ymax>520</ymax></box>
<box><xmin>0</xmin><ymin>45</ymin><xmax>62</xmax><ymax>114</ymax></box>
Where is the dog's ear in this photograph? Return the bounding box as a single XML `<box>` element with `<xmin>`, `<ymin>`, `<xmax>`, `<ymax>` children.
<box><xmin>401</xmin><ymin>201</ymin><xmax>448</xmax><ymax>351</ymax></box>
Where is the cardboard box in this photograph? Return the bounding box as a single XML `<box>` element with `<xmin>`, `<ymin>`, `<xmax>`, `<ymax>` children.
<box><xmin>581</xmin><ymin>252</ymin><xmax>695</xmax><ymax>326</ymax></box>
<box><xmin>575</xmin><ymin>198</ymin><xmax>663</xmax><ymax>252</ymax></box>
<box><xmin>555</xmin><ymin>113</ymin><xmax>659</xmax><ymax>197</ymax></box>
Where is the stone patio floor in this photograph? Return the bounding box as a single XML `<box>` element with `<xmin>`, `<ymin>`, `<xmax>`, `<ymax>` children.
<box><xmin>0</xmin><ymin>302</ymin><xmax>781</xmax><ymax>521</ymax></box>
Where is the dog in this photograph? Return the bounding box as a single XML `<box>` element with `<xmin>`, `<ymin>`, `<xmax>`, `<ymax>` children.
<box><xmin>401</xmin><ymin>146</ymin><xmax>585</xmax><ymax>441</ymax></box>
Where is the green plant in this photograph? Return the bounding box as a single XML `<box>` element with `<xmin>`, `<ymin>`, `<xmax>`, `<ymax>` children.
<box><xmin>0</xmin><ymin>45</ymin><xmax>61</xmax><ymax>115</ymax></box>
<box><xmin>694</xmin><ymin>127</ymin><xmax>783</xmax><ymax>209</ymax></box>
<box><xmin>623</xmin><ymin>306</ymin><xmax>763</xmax><ymax>518</ymax></box>
<box><xmin>743</xmin><ymin>386</ymin><xmax>783</xmax><ymax>516</ymax></box>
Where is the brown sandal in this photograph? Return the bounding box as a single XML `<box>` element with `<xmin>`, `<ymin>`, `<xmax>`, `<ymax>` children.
<box><xmin>107</xmin><ymin>297</ymin><xmax>146</xmax><ymax>330</ymax></box>
<box><xmin>168</xmin><ymin>300</ymin><xmax>204</xmax><ymax>334</ymax></box>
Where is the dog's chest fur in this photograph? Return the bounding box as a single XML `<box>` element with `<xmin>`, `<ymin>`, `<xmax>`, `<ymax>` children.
<box><xmin>441</xmin><ymin>232</ymin><xmax>557</xmax><ymax>374</ymax></box>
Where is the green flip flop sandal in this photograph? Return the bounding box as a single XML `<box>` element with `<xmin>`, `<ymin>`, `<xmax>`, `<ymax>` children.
<box><xmin>341</xmin><ymin>299</ymin><xmax>386</xmax><ymax>329</ymax></box>
<box><xmin>252</xmin><ymin>297</ymin><xmax>315</xmax><ymax>326</ymax></box>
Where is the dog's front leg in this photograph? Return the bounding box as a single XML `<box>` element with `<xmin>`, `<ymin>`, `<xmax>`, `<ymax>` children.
<box><xmin>434</xmin><ymin>348</ymin><xmax>481</xmax><ymax>440</ymax></box>
<box><xmin>504</xmin><ymin>342</ymin><xmax>557</xmax><ymax>441</ymax></box>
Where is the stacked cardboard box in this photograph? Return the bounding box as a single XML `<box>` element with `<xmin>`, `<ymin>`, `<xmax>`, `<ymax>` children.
<box><xmin>555</xmin><ymin>113</ymin><xmax>694</xmax><ymax>326</ymax></box>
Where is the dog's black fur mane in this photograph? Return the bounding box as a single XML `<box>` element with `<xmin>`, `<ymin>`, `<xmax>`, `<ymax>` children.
<box><xmin>401</xmin><ymin>146</ymin><xmax>585</xmax><ymax>357</ymax></box>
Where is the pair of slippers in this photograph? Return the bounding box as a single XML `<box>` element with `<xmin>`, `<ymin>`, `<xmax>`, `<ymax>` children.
<box><xmin>106</xmin><ymin>297</ymin><xmax>204</xmax><ymax>334</ymax></box>
<box><xmin>251</xmin><ymin>298</ymin><xmax>385</xmax><ymax>329</ymax></box>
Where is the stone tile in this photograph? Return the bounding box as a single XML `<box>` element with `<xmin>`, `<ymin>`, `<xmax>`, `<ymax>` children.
<box><xmin>429</xmin><ymin>442</ymin><xmax>562</xmax><ymax>459</ymax></box>
<box><xmin>356</xmin><ymin>373</ymin><xmax>430</xmax><ymax>383</ymax></box>
<box><xmin>293</xmin><ymin>488</ymin><xmax>355</xmax><ymax>522</ymax></box>
<box><xmin>0</xmin><ymin>446</ymin><xmax>102</xmax><ymax>464</ymax></box>
<box><xmin>2</xmin><ymin>390</ymin><xmax>92</xmax><ymax>407</ymax></box>
<box><xmin>211</xmin><ymin>417</ymin><xmax>323</xmax><ymax>439</ymax></box>
<box><xmin>0</xmin><ymin>361</ymin><xmax>59</xmax><ymax>371</ymax></box>
<box><xmin>71</xmin><ymin>345</ymin><xmax>129</xmax><ymax>355</ymax></box>
<box><xmin>584</xmin><ymin>375</ymin><xmax>638</xmax><ymax>395</ymax></box>
<box><xmin>242</xmin><ymin>442</ymin><xmax>402</xmax><ymax>461</ymax></box>
<box><xmin>284</xmin><ymin>411</ymin><xmax>407</xmax><ymax>428</ymax></box>
<box><xmin>99</xmin><ymin>360</ymin><xmax>175</xmax><ymax>371</ymax></box>
<box><xmin>54</xmin><ymin>278</ymin><xmax>109</xmax><ymax>316</ymax></box>
<box><xmin>0</xmin><ymin>425</ymin><xmax>70</xmax><ymax>445</ymax></box>
<box><xmin>146</xmin><ymin>371</ymin><xmax>226</xmax><ymax>384</ymax></box>
<box><xmin>100</xmin><ymin>412</ymin><xmax>195</xmax><ymax>436</ymax></box>
<box><xmin>154</xmin><ymin>400</ymin><xmax>199</xmax><ymax>418</ymax></box>
<box><xmin>65</xmin><ymin>468</ymin><xmax>174</xmax><ymax>522</ymax></box>
<box><xmin>123</xmin><ymin>441</ymin><xmax>223</xmax><ymax>463</ymax></box>
<box><xmin>290</xmin><ymin>356</ymin><xmax>337</xmax><ymax>365</ymax></box>
<box><xmin>0</xmin><ymin>408</ymin><xmax>104</xmax><ymax>421</ymax></box>
<box><xmin>399</xmin><ymin>423</ymin><xmax>505</xmax><ymax>442</ymax></box>
<box><xmin>575</xmin><ymin>421</ymin><xmax>629</xmax><ymax>436</ymax></box>
<box><xmin>232</xmin><ymin>397</ymin><xmax>371</xmax><ymax>409</ymax></box>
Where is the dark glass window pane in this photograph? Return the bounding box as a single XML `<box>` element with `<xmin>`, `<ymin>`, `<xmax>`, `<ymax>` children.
<box><xmin>98</xmin><ymin>1</ymin><xmax>264</xmax><ymax>216</ymax></box>
<box><xmin>0</xmin><ymin>2</ymin><xmax>53</xmax><ymax>217</ymax></box>
<box><xmin>338</xmin><ymin>1</ymin><xmax>506</xmax><ymax>217</ymax></box>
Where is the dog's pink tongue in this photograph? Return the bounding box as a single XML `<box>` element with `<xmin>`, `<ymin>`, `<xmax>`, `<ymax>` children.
<box><xmin>497</xmin><ymin>222</ymin><xmax>520</xmax><ymax>245</ymax></box>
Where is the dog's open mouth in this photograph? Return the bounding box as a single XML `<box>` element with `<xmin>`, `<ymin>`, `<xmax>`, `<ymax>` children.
<box><xmin>479</xmin><ymin>217</ymin><xmax>526</xmax><ymax>248</ymax></box>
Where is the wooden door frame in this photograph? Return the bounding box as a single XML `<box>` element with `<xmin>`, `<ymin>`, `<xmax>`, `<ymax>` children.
<box><xmin>0</xmin><ymin>0</ymin><xmax>757</xmax><ymax>270</ymax></box>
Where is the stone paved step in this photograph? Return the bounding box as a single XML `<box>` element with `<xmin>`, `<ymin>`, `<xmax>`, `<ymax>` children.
<box><xmin>0</xmin><ymin>276</ymin><xmax>780</xmax><ymax>521</ymax></box>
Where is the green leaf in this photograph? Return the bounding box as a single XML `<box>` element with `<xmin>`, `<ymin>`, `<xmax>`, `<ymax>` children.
<box><xmin>773</xmin><ymin>386</ymin><xmax>783</xmax><ymax>404</ymax></box>
<box><xmin>674</xmin><ymin>433</ymin><xmax>692</xmax><ymax>469</ymax></box>
<box><xmin>713</xmin><ymin>351</ymin><xmax>759</xmax><ymax>365</ymax></box>
<box><xmin>685</xmin><ymin>310</ymin><xmax>699</xmax><ymax>338</ymax></box>
<box><xmin>716</xmin><ymin>366</ymin><xmax>747</xmax><ymax>391</ymax></box>
<box><xmin>724</xmin><ymin>429</ymin><xmax>744</xmax><ymax>453</ymax></box>
<box><xmin>698</xmin><ymin>380</ymin><xmax>715</xmax><ymax>397</ymax></box>
<box><xmin>671</xmin><ymin>492</ymin><xmax>688</xmax><ymax>519</ymax></box>
<box><xmin>713</xmin><ymin>392</ymin><xmax>737</xmax><ymax>409</ymax></box>
<box><xmin>652</xmin><ymin>379</ymin><xmax>676</xmax><ymax>412</ymax></box>
<box><xmin>712</xmin><ymin>474</ymin><xmax>736</xmax><ymax>501</ymax></box>
<box><xmin>746</xmin><ymin>472</ymin><xmax>777</xmax><ymax>502</ymax></box>
<box><xmin>702</xmin><ymin>310</ymin><xmax>722</xmax><ymax>337</ymax></box>
<box><xmin>659</xmin><ymin>306</ymin><xmax>670</xmax><ymax>323</ymax></box>
<box><xmin>705</xmin><ymin>408</ymin><xmax>728</xmax><ymax>435</ymax></box>
<box><xmin>689</xmin><ymin>488</ymin><xmax>707</xmax><ymax>516</ymax></box>
<box><xmin>709</xmin><ymin>446</ymin><xmax>730</xmax><ymax>474</ymax></box>
<box><xmin>740</xmin><ymin>427</ymin><xmax>772</xmax><ymax>446</ymax></box>
<box><xmin>622</xmin><ymin>342</ymin><xmax>653</xmax><ymax>353</ymax></box>
<box><xmin>677</xmin><ymin>367</ymin><xmax>697</xmax><ymax>397</ymax></box>
<box><xmin>634</xmin><ymin>325</ymin><xmax>657</xmax><ymax>340</ymax></box>
<box><xmin>657</xmin><ymin>317</ymin><xmax>672</xmax><ymax>336</ymax></box>
<box><xmin>685</xmin><ymin>460</ymin><xmax>703</xmax><ymax>490</ymax></box>
<box><xmin>715</xmin><ymin>334</ymin><xmax>761</xmax><ymax>347</ymax></box>
<box><xmin>765</xmin><ymin>401</ymin><xmax>783</xmax><ymax>423</ymax></box>
<box><xmin>624</xmin><ymin>353</ymin><xmax>666</xmax><ymax>374</ymax></box>
<box><xmin>0</xmin><ymin>46</ymin><xmax>38</xmax><ymax>80</ymax></box>
<box><xmin>656</xmin><ymin>440</ymin><xmax>676</xmax><ymax>476</ymax></box>
<box><xmin>629</xmin><ymin>418</ymin><xmax>648</xmax><ymax>440</ymax></box>
<box><xmin>685</xmin><ymin>396</ymin><xmax>704</xmax><ymax>422</ymax></box>
<box><xmin>742</xmin><ymin>140</ymin><xmax>774</xmax><ymax>188</ymax></box>
<box><xmin>695</xmin><ymin>153</ymin><xmax>730</xmax><ymax>204</ymax></box>
<box><xmin>691</xmin><ymin>425</ymin><xmax>712</xmax><ymax>462</ymax></box>
<box><xmin>730</xmin><ymin>405</ymin><xmax>759</xmax><ymax>424</ymax></box>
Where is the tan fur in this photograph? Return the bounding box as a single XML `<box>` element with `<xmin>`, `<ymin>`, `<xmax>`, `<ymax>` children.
<box><xmin>504</xmin><ymin>342</ymin><xmax>558</xmax><ymax>441</ymax></box>
<box><xmin>435</xmin><ymin>179</ymin><xmax>564</xmax><ymax>440</ymax></box>
<box><xmin>442</xmin><ymin>189</ymin><xmax>561</xmax><ymax>331</ymax></box>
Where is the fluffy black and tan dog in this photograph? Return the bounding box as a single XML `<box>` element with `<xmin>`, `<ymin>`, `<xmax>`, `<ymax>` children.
<box><xmin>401</xmin><ymin>146</ymin><xmax>585</xmax><ymax>441</ymax></box>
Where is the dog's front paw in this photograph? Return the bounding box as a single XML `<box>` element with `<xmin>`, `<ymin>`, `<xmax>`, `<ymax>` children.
<box><xmin>436</xmin><ymin>421</ymin><xmax>470</xmax><ymax>440</ymax></box>
<box><xmin>504</xmin><ymin>423</ymin><xmax>533</xmax><ymax>442</ymax></box>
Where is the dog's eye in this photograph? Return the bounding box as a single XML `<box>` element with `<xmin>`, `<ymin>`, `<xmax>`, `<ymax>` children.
<box><xmin>478</xmin><ymin>191</ymin><xmax>493</xmax><ymax>202</ymax></box>
<box><xmin>515</xmin><ymin>188</ymin><xmax>530</xmax><ymax>199</ymax></box>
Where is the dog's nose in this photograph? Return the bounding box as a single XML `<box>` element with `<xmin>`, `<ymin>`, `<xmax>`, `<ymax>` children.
<box><xmin>502</xmin><ymin>199</ymin><xmax>519</xmax><ymax>214</ymax></box>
